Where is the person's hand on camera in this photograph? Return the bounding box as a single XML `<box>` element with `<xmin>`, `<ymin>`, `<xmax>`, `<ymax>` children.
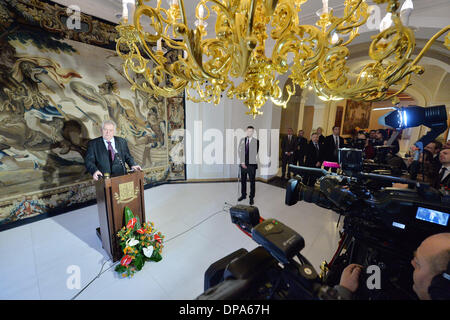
<box><xmin>241</xmin><ymin>163</ymin><xmax>247</xmax><ymax>169</ymax></box>
<box><xmin>316</xmin><ymin>161</ymin><xmax>321</xmax><ymax>167</ymax></box>
<box><xmin>93</xmin><ymin>170</ymin><xmax>103</xmax><ymax>181</ymax></box>
<box><xmin>339</xmin><ymin>264</ymin><xmax>363</xmax><ymax>293</ymax></box>
<box><xmin>131</xmin><ymin>165</ymin><xmax>142</xmax><ymax>171</ymax></box>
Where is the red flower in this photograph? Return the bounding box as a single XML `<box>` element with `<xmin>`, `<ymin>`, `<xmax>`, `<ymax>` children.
<box><xmin>120</xmin><ymin>255</ymin><xmax>132</xmax><ymax>267</ymax></box>
<box><xmin>154</xmin><ymin>234</ymin><xmax>162</xmax><ymax>243</ymax></box>
<box><xmin>136</xmin><ymin>228</ymin><xmax>145</xmax><ymax>234</ymax></box>
<box><xmin>126</xmin><ymin>218</ymin><xmax>137</xmax><ymax>229</ymax></box>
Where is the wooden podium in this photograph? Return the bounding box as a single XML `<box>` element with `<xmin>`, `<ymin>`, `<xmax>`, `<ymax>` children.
<box><xmin>95</xmin><ymin>171</ymin><xmax>146</xmax><ymax>262</ymax></box>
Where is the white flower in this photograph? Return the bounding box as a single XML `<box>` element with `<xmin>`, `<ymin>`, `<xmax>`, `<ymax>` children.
<box><xmin>126</xmin><ymin>237</ymin><xmax>139</xmax><ymax>247</ymax></box>
<box><xmin>143</xmin><ymin>246</ymin><xmax>154</xmax><ymax>258</ymax></box>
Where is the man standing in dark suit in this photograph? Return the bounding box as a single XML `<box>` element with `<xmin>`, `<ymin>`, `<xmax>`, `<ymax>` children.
<box><xmin>304</xmin><ymin>132</ymin><xmax>324</xmax><ymax>186</ymax></box>
<box><xmin>433</xmin><ymin>148</ymin><xmax>450</xmax><ymax>189</ymax></box>
<box><xmin>295</xmin><ymin>129</ymin><xmax>308</xmax><ymax>166</ymax></box>
<box><xmin>425</xmin><ymin>140</ymin><xmax>443</xmax><ymax>174</ymax></box>
<box><xmin>85</xmin><ymin>120</ymin><xmax>141</xmax><ymax>180</ymax></box>
<box><xmin>324</xmin><ymin>126</ymin><xmax>345</xmax><ymax>164</ymax></box>
<box><xmin>238</xmin><ymin>126</ymin><xmax>259</xmax><ymax>205</ymax></box>
<box><xmin>281</xmin><ymin>128</ymin><xmax>297</xmax><ymax>179</ymax></box>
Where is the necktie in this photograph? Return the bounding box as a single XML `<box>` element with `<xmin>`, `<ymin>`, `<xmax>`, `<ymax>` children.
<box><xmin>107</xmin><ymin>141</ymin><xmax>115</xmax><ymax>161</ymax></box>
<box><xmin>246</xmin><ymin>138</ymin><xmax>249</xmax><ymax>153</ymax></box>
<box><xmin>439</xmin><ymin>167</ymin><xmax>447</xmax><ymax>182</ymax></box>
<box><xmin>335</xmin><ymin>136</ymin><xmax>338</xmax><ymax>148</ymax></box>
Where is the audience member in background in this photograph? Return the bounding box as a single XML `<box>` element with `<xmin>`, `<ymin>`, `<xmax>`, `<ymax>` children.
<box><xmin>374</xmin><ymin>129</ymin><xmax>387</xmax><ymax>147</ymax></box>
<box><xmin>304</xmin><ymin>132</ymin><xmax>325</xmax><ymax>186</ymax></box>
<box><xmin>433</xmin><ymin>148</ymin><xmax>450</xmax><ymax>189</ymax></box>
<box><xmin>424</xmin><ymin>140</ymin><xmax>443</xmax><ymax>173</ymax></box>
<box><xmin>295</xmin><ymin>129</ymin><xmax>308</xmax><ymax>166</ymax></box>
<box><xmin>369</xmin><ymin>130</ymin><xmax>377</xmax><ymax>145</ymax></box>
<box><xmin>324</xmin><ymin>126</ymin><xmax>344</xmax><ymax>165</ymax></box>
<box><xmin>316</xmin><ymin>127</ymin><xmax>326</xmax><ymax>146</ymax></box>
<box><xmin>281</xmin><ymin>128</ymin><xmax>297</xmax><ymax>179</ymax></box>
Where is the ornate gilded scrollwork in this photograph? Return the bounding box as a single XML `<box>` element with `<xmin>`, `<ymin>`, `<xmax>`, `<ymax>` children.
<box><xmin>116</xmin><ymin>0</ymin><xmax>450</xmax><ymax>117</ymax></box>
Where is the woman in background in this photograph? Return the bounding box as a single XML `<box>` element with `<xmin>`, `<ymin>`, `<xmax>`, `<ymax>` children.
<box><xmin>316</xmin><ymin>127</ymin><xmax>326</xmax><ymax>146</ymax></box>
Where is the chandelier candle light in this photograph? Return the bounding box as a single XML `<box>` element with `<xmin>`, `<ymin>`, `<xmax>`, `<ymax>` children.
<box><xmin>115</xmin><ymin>0</ymin><xmax>450</xmax><ymax>117</ymax></box>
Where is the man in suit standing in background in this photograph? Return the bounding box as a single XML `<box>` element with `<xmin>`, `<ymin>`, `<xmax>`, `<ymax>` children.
<box><xmin>295</xmin><ymin>129</ymin><xmax>308</xmax><ymax>166</ymax></box>
<box><xmin>433</xmin><ymin>148</ymin><xmax>450</xmax><ymax>189</ymax></box>
<box><xmin>324</xmin><ymin>126</ymin><xmax>344</xmax><ymax>165</ymax></box>
<box><xmin>85</xmin><ymin>120</ymin><xmax>142</xmax><ymax>180</ymax></box>
<box><xmin>238</xmin><ymin>126</ymin><xmax>259</xmax><ymax>205</ymax></box>
<box><xmin>304</xmin><ymin>132</ymin><xmax>324</xmax><ymax>186</ymax></box>
<box><xmin>281</xmin><ymin>128</ymin><xmax>297</xmax><ymax>179</ymax></box>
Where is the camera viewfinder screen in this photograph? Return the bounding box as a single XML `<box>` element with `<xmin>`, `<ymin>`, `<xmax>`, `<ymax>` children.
<box><xmin>416</xmin><ymin>207</ymin><xmax>449</xmax><ymax>226</ymax></box>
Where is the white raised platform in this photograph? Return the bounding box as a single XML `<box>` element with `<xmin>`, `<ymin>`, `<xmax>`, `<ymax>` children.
<box><xmin>0</xmin><ymin>182</ymin><xmax>340</xmax><ymax>300</ymax></box>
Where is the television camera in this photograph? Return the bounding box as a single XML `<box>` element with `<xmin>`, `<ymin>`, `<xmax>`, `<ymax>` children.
<box><xmin>285</xmin><ymin>147</ymin><xmax>450</xmax><ymax>299</ymax></box>
<box><xmin>197</xmin><ymin>205</ymin><xmax>349</xmax><ymax>300</ymax></box>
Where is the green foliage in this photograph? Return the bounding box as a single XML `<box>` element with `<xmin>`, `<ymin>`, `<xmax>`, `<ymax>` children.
<box><xmin>149</xmin><ymin>250</ymin><xmax>163</xmax><ymax>262</ymax></box>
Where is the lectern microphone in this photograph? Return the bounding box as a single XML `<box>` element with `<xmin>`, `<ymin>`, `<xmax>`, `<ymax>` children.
<box><xmin>114</xmin><ymin>152</ymin><xmax>127</xmax><ymax>175</ymax></box>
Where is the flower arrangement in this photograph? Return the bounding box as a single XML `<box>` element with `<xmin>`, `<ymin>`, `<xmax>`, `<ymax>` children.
<box><xmin>115</xmin><ymin>206</ymin><xmax>165</xmax><ymax>277</ymax></box>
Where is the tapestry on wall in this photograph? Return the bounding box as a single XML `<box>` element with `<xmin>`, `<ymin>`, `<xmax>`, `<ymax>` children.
<box><xmin>0</xmin><ymin>0</ymin><xmax>186</xmax><ymax>227</ymax></box>
<box><xmin>342</xmin><ymin>99</ymin><xmax>372</xmax><ymax>135</ymax></box>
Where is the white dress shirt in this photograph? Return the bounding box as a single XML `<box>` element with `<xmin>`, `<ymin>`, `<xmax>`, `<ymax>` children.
<box><xmin>440</xmin><ymin>164</ymin><xmax>450</xmax><ymax>182</ymax></box>
<box><xmin>333</xmin><ymin>134</ymin><xmax>339</xmax><ymax>148</ymax></box>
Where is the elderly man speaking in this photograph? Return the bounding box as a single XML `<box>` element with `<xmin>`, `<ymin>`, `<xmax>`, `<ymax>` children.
<box><xmin>85</xmin><ymin>120</ymin><xmax>141</xmax><ymax>180</ymax></box>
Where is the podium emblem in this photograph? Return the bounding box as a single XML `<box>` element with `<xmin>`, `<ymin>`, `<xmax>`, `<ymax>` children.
<box><xmin>114</xmin><ymin>181</ymin><xmax>139</xmax><ymax>204</ymax></box>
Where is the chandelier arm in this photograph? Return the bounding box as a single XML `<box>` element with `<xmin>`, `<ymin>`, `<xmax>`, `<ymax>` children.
<box><xmin>410</xmin><ymin>25</ymin><xmax>450</xmax><ymax>67</ymax></box>
<box><xmin>247</xmin><ymin>0</ymin><xmax>257</xmax><ymax>37</ymax></box>
<box><xmin>326</xmin><ymin>0</ymin><xmax>368</xmax><ymax>45</ymax></box>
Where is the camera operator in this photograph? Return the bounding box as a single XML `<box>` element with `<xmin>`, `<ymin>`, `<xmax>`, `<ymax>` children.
<box><xmin>353</xmin><ymin>131</ymin><xmax>375</xmax><ymax>159</ymax></box>
<box><xmin>335</xmin><ymin>233</ymin><xmax>450</xmax><ymax>300</ymax></box>
<box><xmin>374</xmin><ymin>129</ymin><xmax>387</xmax><ymax>147</ymax></box>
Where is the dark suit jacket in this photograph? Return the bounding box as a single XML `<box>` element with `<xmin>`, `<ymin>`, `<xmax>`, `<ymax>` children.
<box><xmin>318</xmin><ymin>135</ymin><xmax>326</xmax><ymax>146</ymax></box>
<box><xmin>84</xmin><ymin>136</ymin><xmax>137</xmax><ymax>175</ymax></box>
<box><xmin>281</xmin><ymin>135</ymin><xmax>297</xmax><ymax>157</ymax></box>
<box><xmin>432</xmin><ymin>165</ymin><xmax>450</xmax><ymax>189</ymax></box>
<box><xmin>239</xmin><ymin>137</ymin><xmax>259</xmax><ymax>168</ymax></box>
<box><xmin>305</xmin><ymin>141</ymin><xmax>325</xmax><ymax>167</ymax></box>
<box><xmin>324</xmin><ymin>135</ymin><xmax>345</xmax><ymax>162</ymax></box>
<box><xmin>296</xmin><ymin>137</ymin><xmax>308</xmax><ymax>155</ymax></box>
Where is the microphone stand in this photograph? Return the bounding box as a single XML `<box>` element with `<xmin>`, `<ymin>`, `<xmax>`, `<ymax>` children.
<box><xmin>115</xmin><ymin>152</ymin><xmax>127</xmax><ymax>175</ymax></box>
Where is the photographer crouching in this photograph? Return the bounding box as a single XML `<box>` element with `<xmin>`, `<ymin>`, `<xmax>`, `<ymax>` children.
<box><xmin>335</xmin><ymin>233</ymin><xmax>450</xmax><ymax>300</ymax></box>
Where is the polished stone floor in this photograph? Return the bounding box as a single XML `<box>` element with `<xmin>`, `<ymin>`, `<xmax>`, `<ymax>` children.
<box><xmin>0</xmin><ymin>182</ymin><xmax>340</xmax><ymax>300</ymax></box>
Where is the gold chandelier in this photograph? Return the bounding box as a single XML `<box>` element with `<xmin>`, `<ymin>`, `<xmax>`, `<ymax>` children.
<box><xmin>116</xmin><ymin>0</ymin><xmax>450</xmax><ymax>117</ymax></box>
